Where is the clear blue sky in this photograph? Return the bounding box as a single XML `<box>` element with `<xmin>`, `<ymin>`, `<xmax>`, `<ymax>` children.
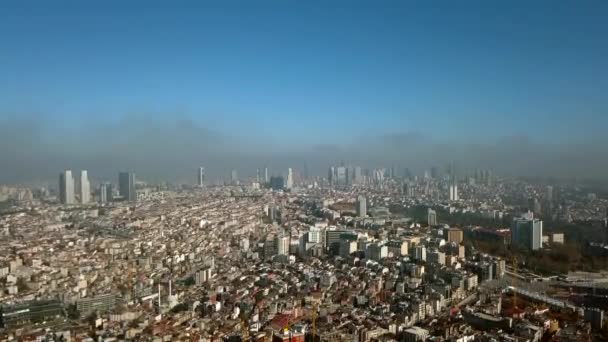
<box><xmin>1</xmin><ymin>0</ymin><xmax>607</xmax><ymax>143</ymax></box>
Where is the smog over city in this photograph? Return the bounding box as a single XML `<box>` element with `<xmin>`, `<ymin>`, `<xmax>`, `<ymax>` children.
<box><xmin>1</xmin><ymin>1</ymin><xmax>608</xmax><ymax>341</ymax></box>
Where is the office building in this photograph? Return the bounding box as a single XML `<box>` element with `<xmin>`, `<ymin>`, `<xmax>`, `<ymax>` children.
<box><xmin>99</xmin><ymin>183</ymin><xmax>108</xmax><ymax>203</ymax></box>
<box><xmin>447</xmin><ymin>228</ymin><xmax>464</xmax><ymax>244</ymax></box>
<box><xmin>119</xmin><ymin>172</ymin><xmax>137</xmax><ymax>202</ymax></box>
<box><xmin>198</xmin><ymin>167</ymin><xmax>205</xmax><ymax>187</ymax></box>
<box><xmin>356</xmin><ymin>195</ymin><xmax>367</xmax><ymax>218</ymax></box>
<box><xmin>59</xmin><ymin>170</ymin><xmax>75</xmax><ymax>204</ymax></box>
<box><xmin>277</xmin><ymin>235</ymin><xmax>290</xmax><ymax>256</ymax></box>
<box><xmin>286</xmin><ymin>168</ymin><xmax>293</xmax><ymax>189</ymax></box>
<box><xmin>449</xmin><ymin>184</ymin><xmax>458</xmax><ymax>201</ymax></box>
<box><xmin>428</xmin><ymin>208</ymin><xmax>437</xmax><ymax>226</ymax></box>
<box><xmin>80</xmin><ymin>170</ymin><xmax>90</xmax><ymax>204</ymax></box>
<box><xmin>264</xmin><ymin>167</ymin><xmax>269</xmax><ymax>183</ymax></box>
<box><xmin>511</xmin><ymin>212</ymin><xmax>543</xmax><ymax>250</ymax></box>
<box><xmin>546</xmin><ymin>185</ymin><xmax>553</xmax><ymax>203</ymax></box>
<box><xmin>270</xmin><ymin>176</ymin><xmax>285</xmax><ymax>191</ymax></box>
<box><xmin>367</xmin><ymin>243</ymin><xmax>388</xmax><ymax>261</ymax></box>
<box><xmin>231</xmin><ymin>169</ymin><xmax>238</xmax><ymax>185</ymax></box>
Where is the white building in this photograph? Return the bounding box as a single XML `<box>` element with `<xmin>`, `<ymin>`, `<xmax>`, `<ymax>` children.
<box><xmin>356</xmin><ymin>195</ymin><xmax>367</xmax><ymax>218</ymax></box>
<box><xmin>59</xmin><ymin>170</ymin><xmax>75</xmax><ymax>204</ymax></box>
<box><xmin>80</xmin><ymin>170</ymin><xmax>90</xmax><ymax>204</ymax></box>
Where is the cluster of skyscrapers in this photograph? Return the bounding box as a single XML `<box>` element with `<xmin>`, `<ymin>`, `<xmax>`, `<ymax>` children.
<box><xmin>58</xmin><ymin>170</ymin><xmax>136</xmax><ymax>204</ymax></box>
<box><xmin>59</xmin><ymin>170</ymin><xmax>89</xmax><ymax>205</ymax></box>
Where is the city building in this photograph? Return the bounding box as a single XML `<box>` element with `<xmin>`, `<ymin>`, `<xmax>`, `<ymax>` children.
<box><xmin>447</xmin><ymin>228</ymin><xmax>464</xmax><ymax>244</ymax></box>
<box><xmin>99</xmin><ymin>183</ymin><xmax>108</xmax><ymax>203</ymax></box>
<box><xmin>276</xmin><ymin>235</ymin><xmax>290</xmax><ymax>256</ymax></box>
<box><xmin>356</xmin><ymin>195</ymin><xmax>367</xmax><ymax>218</ymax></box>
<box><xmin>119</xmin><ymin>172</ymin><xmax>137</xmax><ymax>202</ymax></box>
<box><xmin>231</xmin><ymin>169</ymin><xmax>238</xmax><ymax>185</ymax></box>
<box><xmin>270</xmin><ymin>176</ymin><xmax>285</xmax><ymax>191</ymax></box>
<box><xmin>80</xmin><ymin>170</ymin><xmax>90</xmax><ymax>204</ymax></box>
<box><xmin>198</xmin><ymin>167</ymin><xmax>205</xmax><ymax>187</ymax></box>
<box><xmin>449</xmin><ymin>184</ymin><xmax>459</xmax><ymax>201</ymax></box>
<box><xmin>428</xmin><ymin>208</ymin><xmax>438</xmax><ymax>226</ymax></box>
<box><xmin>511</xmin><ymin>212</ymin><xmax>543</xmax><ymax>250</ymax></box>
<box><xmin>59</xmin><ymin>170</ymin><xmax>75</xmax><ymax>204</ymax></box>
<box><xmin>286</xmin><ymin>168</ymin><xmax>293</xmax><ymax>189</ymax></box>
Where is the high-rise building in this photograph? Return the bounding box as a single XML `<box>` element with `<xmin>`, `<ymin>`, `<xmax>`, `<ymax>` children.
<box><xmin>230</xmin><ymin>169</ymin><xmax>238</xmax><ymax>185</ymax></box>
<box><xmin>270</xmin><ymin>176</ymin><xmax>285</xmax><ymax>191</ymax></box>
<box><xmin>356</xmin><ymin>195</ymin><xmax>367</xmax><ymax>218</ymax></box>
<box><xmin>80</xmin><ymin>170</ymin><xmax>90</xmax><ymax>204</ymax></box>
<box><xmin>404</xmin><ymin>182</ymin><xmax>415</xmax><ymax>197</ymax></box>
<box><xmin>286</xmin><ymin>168</ymin><xmax>294</xmax><ymax>189</ymax></box>
<box><xmin>119</xmin><ymin>172</ymin><xmax>137</xmax><ymax>202</ymax></box>
<box><xmin>449</xmin><ymin>184</ymin><xmax>459</xmax><ymax>201</ymax></box>
<box><xmin>264</xmin><ymin>167</ymin><xmax>269</xmax><ymax>183</ymax></box>
<box><xmin>546</xmin><ymin>185</ymin><xmax>553</xmax><ymax>203</ymax></box>
<box><xmin>256</xmin><ymin>168</ymin><xmax>260</xmax><ymax>183</ymax></box>
<box><xmin>59</xmin><ymin>170</ymin><xmax>75</xmax><ymax>204</ymax></box>
<box><xmin>277</xmin><ymin>234</ymin><xmax>290</xmax><ymax>256</ymax></box>
<box><xmin>511</xmin><ymin>212</ymin><xmax>543</xmax><ymax>250</ymax></box>
<box><xmin>99</xmin><ymin>183</ymin><xmax>108</xmax><ymax>203</ymax></box>
<box><xmin>447</xmin><ymin>228</ymin><xmax>464</xmax><ymax>244</ymax></box>
<box><xmin>428</xmin><ymin>208</ymin><xmax>437</xmax><ymax>226</ymax></box>
<box><xmin>197</xmin><ymin>167</ymin><xmax>205</xmax><ymax>187</ymax></box>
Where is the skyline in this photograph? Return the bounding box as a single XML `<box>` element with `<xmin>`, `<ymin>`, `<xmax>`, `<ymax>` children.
<box><xmin>1</xmin><ymin>1</ymin><xmax>607</xmax><ymax>182</ymax></box>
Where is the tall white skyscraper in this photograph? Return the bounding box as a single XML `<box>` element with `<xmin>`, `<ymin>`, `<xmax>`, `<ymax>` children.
<box><xmin>198</xmin><ymin>167</ymin><xmax>205</xmax><ymax>187</ymax></box>
<box><xmin>80</xmin><ymin>170</ymin><xmax>90</xmax><ymax>204</ymax></box>
<box><xmin>356</xmin><ymin>195</ymin><xmax>367</xmax><ymax>218</ymax></box>
<box><xmin>286</xmin><ymin>168</ymin><xmax>294</xmax><ymax>189</ymax></box>
<box><xmin>264</xmin><ymin>167</ymin><xmax>269</xmax><ymax>183</ymax></box>
<box><xmin>277</xmin><ymin>235</ymin><xmax>290</xmax><ymax>256</ymax></box>
<box><xmin>449</xmin><ymin>184</ymin><xmax>459</xmax><ymax>201</ymax></box>
<box><xmin>59</xmin><ymin>170</ymin><xmax>75</xmax><ymax>204</ymax></box>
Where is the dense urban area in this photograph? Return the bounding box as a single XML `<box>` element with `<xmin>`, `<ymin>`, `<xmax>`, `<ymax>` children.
<box><xmin>1</xmin><ymin>165</ymin><xmax>608</xmax><ymax>342</ymax></box>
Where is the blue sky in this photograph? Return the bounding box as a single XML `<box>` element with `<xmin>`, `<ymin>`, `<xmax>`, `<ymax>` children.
<box><xmin>1</xmin><ymin>0</ymin><xmax>607</xmax><ymax>144</ymax></box>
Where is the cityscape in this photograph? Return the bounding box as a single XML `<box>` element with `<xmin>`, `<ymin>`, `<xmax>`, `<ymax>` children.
<box><xmin>2</xmin><ymin>1</ymin><xmax>608</xmax><ymax>342</ymax></box>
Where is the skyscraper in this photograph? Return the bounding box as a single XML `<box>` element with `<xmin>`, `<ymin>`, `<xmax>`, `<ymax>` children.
<box><xmin>197</xmin><ymin>167</ymin><xmax>205</xmax><ymax>187</ymax></box>
<box><xmin>286</xmin><ymin>168</ymin><xmax>294</xmax><ymax>189</ymax></box>
<box><xmin>119</xmin><ymin>172</ymin><xmax>137</xmax><ymax>202</ymax></box>
<box><xmin>356</xmin><ymin>195</ymin><xmax>367</xmax><ymax>218</ymax></box>
<box><xmin>80</xmin><ymin>170</ymin><xmax>90</xmax><ymax>204</ymax></box>
<box><xmin>264</xmin><ymin>167</ymin><xmax>269</xmax><ymax>183</ymax></box>
<box><xmin>546</xmin><ymin>185</ymin><xmax>553</xmax><ymax>203</ymax></box>
<box><xmin>231</xmin><ymin>169</ymin><xmax>238</xmax><ymax>185</ymax></box>
<box><xmin>99</xmin><ymin>183</ymin><xmax>108</xmax><ymax>203</ymax></box>
<box><xmin>59</xmin><ymin>170</ymin><xmax>75</xmax><ymax>204</ymax></box>
<box><xmin>256</xmin><ymin>168</ymin><xmax>260</xmax><ymax>183</ymax></box>
<box><xmin>449</xmin><ymin>184</ymin><xmax>458</xmax><ymax>201</ymax></box>
<box><xmin>428</xmin><ymin>208</ymin><xmax>437</xmax><ymax>226</ymax></box>
<box><xmin>511</xmin><ymin>213</ymin><xmax>543</xmax><ymax>250</ymax></box>
<box><xmin>270</xmin><ymin>176</ymin><xmax>285</xmax><ymax>191</ymax></box>
<box><xmin>277</xmin><ymin>234</ymin><xmax>290</xmax><ymax>256</ymax></box>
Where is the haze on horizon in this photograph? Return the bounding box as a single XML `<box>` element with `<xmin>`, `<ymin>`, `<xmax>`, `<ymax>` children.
<box><xmin>1</xmin><ymin>1</ymin><xmax>607</xmax><ymax>184</ymax></box>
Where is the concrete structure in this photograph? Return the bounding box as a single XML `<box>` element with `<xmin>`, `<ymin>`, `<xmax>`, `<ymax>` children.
<box><xmin>59</xmin><ymin>170</ymin><xmax>75</xmax><ymax>204</ymax></box>
<box><xmin>428</xmin><ymin>208</ymin><xmax>437</xmax><ymax>226</ymax></box>
<box><xmin>447</xmin><ymin>228</ymin><xmax>464</xmax><ymax>244</ymax></box>
<box><xmin>286</xmin><ymin>168</ymin><xmax>293</xmax><ymax>189</ymax></box>
<box><xmin>198</xmin><ymin>167</ymin><xmax>205</xmax><ymax>187</ymax></box>
<box><xmin>403</xmin><ymin>326</ymin><xmax>429</xmax><ymax>342</ymax></box>
<box><xmin>356</xmin><ymin>195</ymin><xmax>367</xmax><ymax>218</ymax></box>
<box><xmin>511</xmin><ymin>213</ymin><xmax>543</xmax><ymax>250</ymax></box>
<box><xmin>119</xmin><ymin>172</ymin><xmax>137</xmax><ymax>202</ymax></box>
<box><xmin>80</xmin><ymin>170</ymin><xmax>90</xmax><ymax>204</ymax></box>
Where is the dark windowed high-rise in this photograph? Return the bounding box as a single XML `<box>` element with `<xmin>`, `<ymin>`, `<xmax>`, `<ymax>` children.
<box><xmin>119</xmin><ymin>172</ymin><xmax>137</xmax><ymax>202</ymax></box>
